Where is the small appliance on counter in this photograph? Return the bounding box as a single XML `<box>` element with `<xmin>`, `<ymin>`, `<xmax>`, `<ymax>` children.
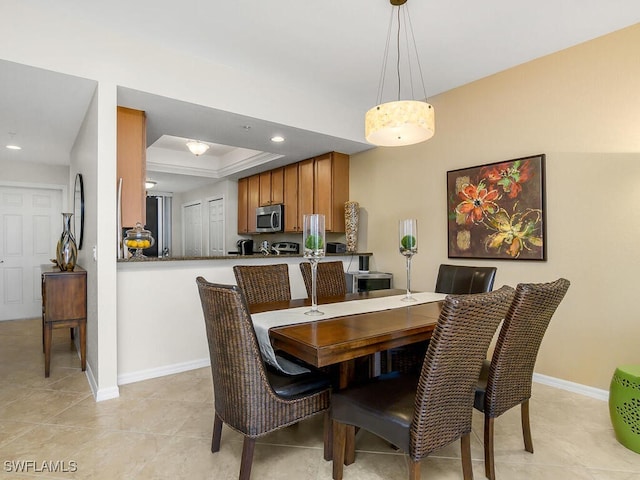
<box><xmin>271</xmin><ymin>242</ymin><xmax>300</xmax><ymax>255</ymax></box>
<box><xmin>326</xmin><ymin>242</ymin><xmax>347</xmax><ymax>253</ymax></box>
<box><xmin>237</xmin><ymin>239</ymin><xmax>254</xmax><ymax>255</ymax></box>
<box><xmin>260</xmin><ymin>240</ymin><xmax>271</xmax><ymax>255</ymax></box>
<box><xmin>346</xmin><ymin>272</ymin><xmax>393</xmax><ymax>293</ymax></box>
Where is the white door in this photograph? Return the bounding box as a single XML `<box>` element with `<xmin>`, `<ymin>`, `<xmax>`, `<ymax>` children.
<box><xmin>182</xmin><ymin>202</ymin><xmax>202</xmax><ymax>256</ymax></box>
<box><xmin>0</xmin><ymin>185</ymin><xmax>62</xmax><ymax>321</ymax></box>
<box><xmin>208</xmin><ymin>197</ymin><xmax>224</xmax><ymax>256</ymax></box>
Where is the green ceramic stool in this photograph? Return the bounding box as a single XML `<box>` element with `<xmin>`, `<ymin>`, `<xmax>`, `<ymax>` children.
<box><xmin>609</xmin><ymin>365</ymin><xmax>640</xmax><ymax>454</ymax></box>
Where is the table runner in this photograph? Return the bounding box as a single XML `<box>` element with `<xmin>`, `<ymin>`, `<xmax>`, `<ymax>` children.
<box><xmin>252</xmin><ymin>292</ymin><xmax>448</xmax><ymax>374</ymax></box>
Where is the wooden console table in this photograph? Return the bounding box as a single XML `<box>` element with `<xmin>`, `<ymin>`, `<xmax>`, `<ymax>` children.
<box><xmin>41</xmin><ymin>265</ymin><xmax>87</xmax><ymax>377</ymax></box>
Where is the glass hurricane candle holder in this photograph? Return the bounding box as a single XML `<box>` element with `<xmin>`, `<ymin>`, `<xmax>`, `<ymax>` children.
<box><xmin>399</xmin><ymin>218</ymin><xmax>418</xmax><ymax>301</ymax></box>
<box><xmin>303</xmin><ymin>214</ymin><xmax>326</xmax><ymax>315</ymax></box>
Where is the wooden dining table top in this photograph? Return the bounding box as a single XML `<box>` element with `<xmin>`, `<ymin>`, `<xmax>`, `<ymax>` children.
<box><xmin>248</xmin><ymin>289</ymin><xmax>444</xmax><ymax>374</ymax></box>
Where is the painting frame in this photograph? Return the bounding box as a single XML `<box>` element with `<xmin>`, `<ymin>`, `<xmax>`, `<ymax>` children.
<box><xmin>446</xmin><ymin>154</ymin><xmax>547</xmax><ymax>261</ymax></box>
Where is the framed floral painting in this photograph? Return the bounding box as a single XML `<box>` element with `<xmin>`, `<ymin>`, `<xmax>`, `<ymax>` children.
<box><xmin>447</xmin><ymin>154</ymin><xmax>546</xmax><ymax>261</ymax></box>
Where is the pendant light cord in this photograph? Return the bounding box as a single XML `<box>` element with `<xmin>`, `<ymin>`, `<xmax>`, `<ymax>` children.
<box><xmin>374</xmin><ymin>2</ymin><xmax>429</xmax><ymax>105</ymax></box>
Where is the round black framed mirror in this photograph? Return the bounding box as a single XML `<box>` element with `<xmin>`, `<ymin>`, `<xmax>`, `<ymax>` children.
<box><xmin>74</xmin><ymin>173</ymin><xmax>85</xmax><ymax>250</ymax></box>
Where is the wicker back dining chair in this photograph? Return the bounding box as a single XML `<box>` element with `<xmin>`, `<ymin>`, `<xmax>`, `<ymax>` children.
<box><xmin>196</xmin><ymin>277</ymin><xmax>332</xmax><ymax>480</ymax></box>
<box><xmin>299</xmin><ymin>261</ymin><xmax>347</xmax><ymax>298</ymax></box>
<box><xmin>475</xmin><ymin>278</ymin><xmax>570</xmax><ymax>480</ymax></box>
<box><xmin>387</xmin><ymin>263</ymin><xmax>498</xmax><ymax>374</ymax></box>
<box><xmin>233</xmin><ymin>263</ymin><xmax>291</xmax><ymax>305</ymax></box>
<box><xmin>331</xmin><ymin>286</ymin><xmax>516</xmax><ymax>480</ymax></box>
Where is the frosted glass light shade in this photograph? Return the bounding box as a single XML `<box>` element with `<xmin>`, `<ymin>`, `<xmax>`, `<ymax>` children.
<box><xmin>365</xmin><ymin>100</ymin><xmax>435</xmax><ymax>147</ymax></box>
<box><xmin>186</xmin><ymin>140</ymin><xmax>210</xmax><ymax>156</ymax></box>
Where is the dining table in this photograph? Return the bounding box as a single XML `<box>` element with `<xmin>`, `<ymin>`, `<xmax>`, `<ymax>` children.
<box><xmin>249</xmin><ymin>289</ymin><xmax>446</xmax><ymax>388</ymax></box>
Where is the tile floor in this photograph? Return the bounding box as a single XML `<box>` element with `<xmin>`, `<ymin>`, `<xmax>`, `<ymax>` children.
<box><xmin>1</xmin><ymin>318</ymin><xmax>639</xmax><ymax>479</ymax></box>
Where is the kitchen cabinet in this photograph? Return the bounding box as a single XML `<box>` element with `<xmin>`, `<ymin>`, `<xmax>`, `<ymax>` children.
<box><xmin>247</xmin><ymin>174</ymin><xmax>260</xmax><ymax>232</ymax></box>
<box><xmin>238</xmin><ymin>151</ymin><xmax>349</xmax><ymax>234</ymax></box>
<box><xmin>297</xmin><ymin>158</ymin><xmax>315</xmax><ymax>229</ymax></box>
<box><xmin>314</xmin><ymin>152</ymin><xmax>349</xmax><ymax>232</ymax></box>
<box><xmin>237</xmin><ymin>177</ymin><xmax>249</xmax><ymax>233</ymax></box>
<box><xmin>283</xmin><ymin>163</ymin><xmax>300</xmax><ymax>232</ymax></box>
<box><xmin>117</xmin><ymin>107</ymin><xmax>146</xmax><ymax>229</ymax></box>
<box><xmin>41</xmin><ymin>265</ymin><xmax>87</xmax><ymax>377</ymax></box>
<box><xmin>259</xmin><ymin>167</ymin><xmax>284</xmax><ymax>206</ymax></box>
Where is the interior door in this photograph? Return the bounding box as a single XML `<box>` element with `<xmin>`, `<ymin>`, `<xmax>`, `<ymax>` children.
<box><xmin>182</xmin><ymin>201</ymin><xmax>202</xmax><ymax>256</ymax></box>
<box><xmin>0</xmin><ymin>185</ymin><xmax>62</xmax><ymax>321</ymax></box>
<box><xmin>207</xmin><ymin>197</ymin><xmax>224</xmax><ymax>256</ymax></box>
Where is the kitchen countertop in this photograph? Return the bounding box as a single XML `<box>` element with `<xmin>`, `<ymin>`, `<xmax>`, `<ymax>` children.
<box><xmin>117</xmin><ymin>252</ymin><xmax>372</xmax><ymax>263</ymax></box>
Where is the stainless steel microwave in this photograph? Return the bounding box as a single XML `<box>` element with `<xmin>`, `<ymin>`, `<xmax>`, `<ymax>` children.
<box><xmin>345</xmin><ymin>272</ymin><xmax>393</xmax><ymax>293</ymax></box>
<box><xmin>255</xmin><ymin>204</ymin><xmax>284</xmax><ymax>233</ymax></box>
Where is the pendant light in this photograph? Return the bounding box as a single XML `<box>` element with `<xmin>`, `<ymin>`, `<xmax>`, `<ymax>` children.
<box><xmin>186</xmin><ymin>140</ymin><xmax>210</xmax><ymax>156</ymax></box>
<box><xmin>365</xmin><ymin>0</ymin><xmax>435</xmax><ymax>147</ymax></box>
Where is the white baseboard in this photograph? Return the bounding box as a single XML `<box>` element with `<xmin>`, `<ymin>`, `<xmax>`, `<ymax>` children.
<box><xmin>533</xmin><ymin>372</ymin><xmax>609</xmax><ymax>402</ymax></box>
<box><xmin>85</xmin><ymin>362</ymin><xmax>120</xmax><ymax>402</ymax></box>
<box><xmin>114</xmin><ymin>359</ymin><xmax>609</xmax><ymax>403</ymax></box>
<box><xmin>117</xmin><ymin>358</ymin><xmax>211</xmax><ymax>386</ymax></box>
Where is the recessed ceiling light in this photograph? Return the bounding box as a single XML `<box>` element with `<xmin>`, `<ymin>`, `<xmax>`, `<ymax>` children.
<box><xmin>145</xmin><ymin>180</ymin><xmax>157</xmax><ymax>189</ymax></box>
<box><xmin>271</xmin><ymin>136</ymin><xmax>285</xmax><ymax>143</ymax></box>
<box><xmin>6</xmin><ymin>144</ymin><xmax>21</xmax><ymax>150</ymax></box>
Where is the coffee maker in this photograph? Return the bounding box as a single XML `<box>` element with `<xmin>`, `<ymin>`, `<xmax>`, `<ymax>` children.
<box><xmin>237</xmin><ymin>239</ymin><xmax>254</xmax><ymax>255</ymax></box>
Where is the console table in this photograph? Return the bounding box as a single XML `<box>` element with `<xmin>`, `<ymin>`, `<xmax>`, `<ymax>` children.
<box><xmin>41</xmin><ymin>265</ymin><xmax>87</xmax><ymax>377</ymax></box>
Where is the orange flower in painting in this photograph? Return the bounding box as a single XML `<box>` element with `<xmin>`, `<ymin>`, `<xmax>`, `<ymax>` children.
<box><xmin>455</xmin><ymin>182</ymin><xmax>500</xmax><ymax>224</ymax></box>
<box><xmin>481</xmin><ymin>160</ymin><xmax>532</xmax><ymax>199</ymax></box>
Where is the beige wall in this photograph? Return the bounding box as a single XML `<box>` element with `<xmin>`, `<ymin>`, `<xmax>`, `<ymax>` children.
<box><xmin>350</xmin><ymin>24</ymin><xmax>640</xmax><ymax>390</ymax></box>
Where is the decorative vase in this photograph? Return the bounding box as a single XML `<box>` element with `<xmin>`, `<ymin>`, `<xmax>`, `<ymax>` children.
<box><xmin>56</xmin><ymin>212</ymin><xmax>77</xmax><ymax>271</ymax></box>
<box><xmin>344</xmin><ymin>201</ymin><xmax>359</xmax><ymax>253</ymax></box>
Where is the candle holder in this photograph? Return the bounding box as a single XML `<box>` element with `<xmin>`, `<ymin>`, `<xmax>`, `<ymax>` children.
<box><xmin>303</xmin><ymin>214</ymin><xmax>326</xmax><ymax>315</ymax></box>
<box><xmin>399</xmin><ymin>218</ymin><xmax>418</xmax><ymax>301</ymax></box>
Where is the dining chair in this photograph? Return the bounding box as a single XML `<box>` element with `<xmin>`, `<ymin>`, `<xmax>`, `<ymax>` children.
<box><xmin>435</xmin><ymin>264</ymin><xmax>497</xmax><ymax>294</ymax></box>
<box><xmin>387</xmin><ymin>263</ymin><xmax>498</xmax><ymax>374</ymax></box>
<box><xmin>233</xmin><ymin>263</ymin><xmax>291</xmax><ymax>305</ymax></box>
<box><xmin>475</xmin><ymin>278</ymin><xmax>570</xmax><ymax>480</ymax></box>
<box><xmin>196</xmin><ymin>277</ymin><xmax>332</xmax><ymax>480</ymax></box>
<box><xmin>331</xmin><ymin>285</ymin><xmax>516</xmax><ymax>480</ymax></box>
<box><xmin>299</xmin><ymin>260</ymin><xmax>347</xmax><ymax>298</ymax></box>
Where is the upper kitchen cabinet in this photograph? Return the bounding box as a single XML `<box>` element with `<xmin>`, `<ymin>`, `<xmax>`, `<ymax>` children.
<box><xmin>284</xmin><ymin>159</ymin><xmax>314</xmax><ymax>233</ymax></box>
<box><xmin>259</xmin><ymin>167</ymin><xmax>284</xmax><ymax>206</ymax></box>
<box><xmin>117</xmin><ymin>107</ymin><xmax>146</xmax><ymax>228</ymax></box>
<box><xmin>247</xmin><ymin>174</ymin><xmax>260</xmax><ymax>233</ymax></box>
<box><xmin>296</xmin><ymin>159</ymin><xmax>315</xmax><ymax>231</ymax></box>
<box><xmin>283</xmin><ymin>163</ymin><xmax>300</xmax><ymax>232</ymax></box>
<box><xmin>314</xmin><ymin>152</ymin><xmax>349</xmax><ymax>232</ymax></box>
<box><xmin>237</xmin><ymin>177</ymin><xmax>249</xmax><ymax>234</ymax></box>
<box><xmin>238</xmin><ymin>151</ymin><xmax>349</xmax><ymax>234</ymax></box>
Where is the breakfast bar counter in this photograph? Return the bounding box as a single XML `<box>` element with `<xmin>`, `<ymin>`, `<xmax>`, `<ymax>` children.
<box><xmin>116</xmin><ymin>253</ymin><xmax>374</xmax><ymax>385</ymax></box>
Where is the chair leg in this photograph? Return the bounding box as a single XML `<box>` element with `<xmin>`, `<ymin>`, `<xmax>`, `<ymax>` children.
<box><xmin>344</xmin><ymin>425</ymin><xmax>356</xmax><ymax>465</ymax></box>
<box><xmin>484</xmin><ymin>415</ymin><xmax>495</xmax><ymax>480</ymax></box>
<box><xmin>332</xmin><ymin>420</ymin><xmax>346</xmax><ymax>480</ymax></box>
<box><xmin>460</xmin><ymin>433</ymin><xmax>473</xmax><ymax>480</ymax></box>
<box><xmin>521</xmin><ymin>399</ymin><xmax>534</xmax><ymax>453</ymax></box>
<box><xmin>239</xmin><ymin>437</ymin><xmax>255</xmax><ymax>480</ymax></box>
<box><xmin>408</xmin><ymin>459</ymin><xmax>420</xmax><ymax>480</ymax></box>
<box><xmin>211</xmin><ymin>413</ymin><xmax>223</xmax><ymax>453</ymax></box>
<box><xmin>324</xmin><ymin>411</ymin><xmax>333</xmax><ymax>461</ymax></box>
